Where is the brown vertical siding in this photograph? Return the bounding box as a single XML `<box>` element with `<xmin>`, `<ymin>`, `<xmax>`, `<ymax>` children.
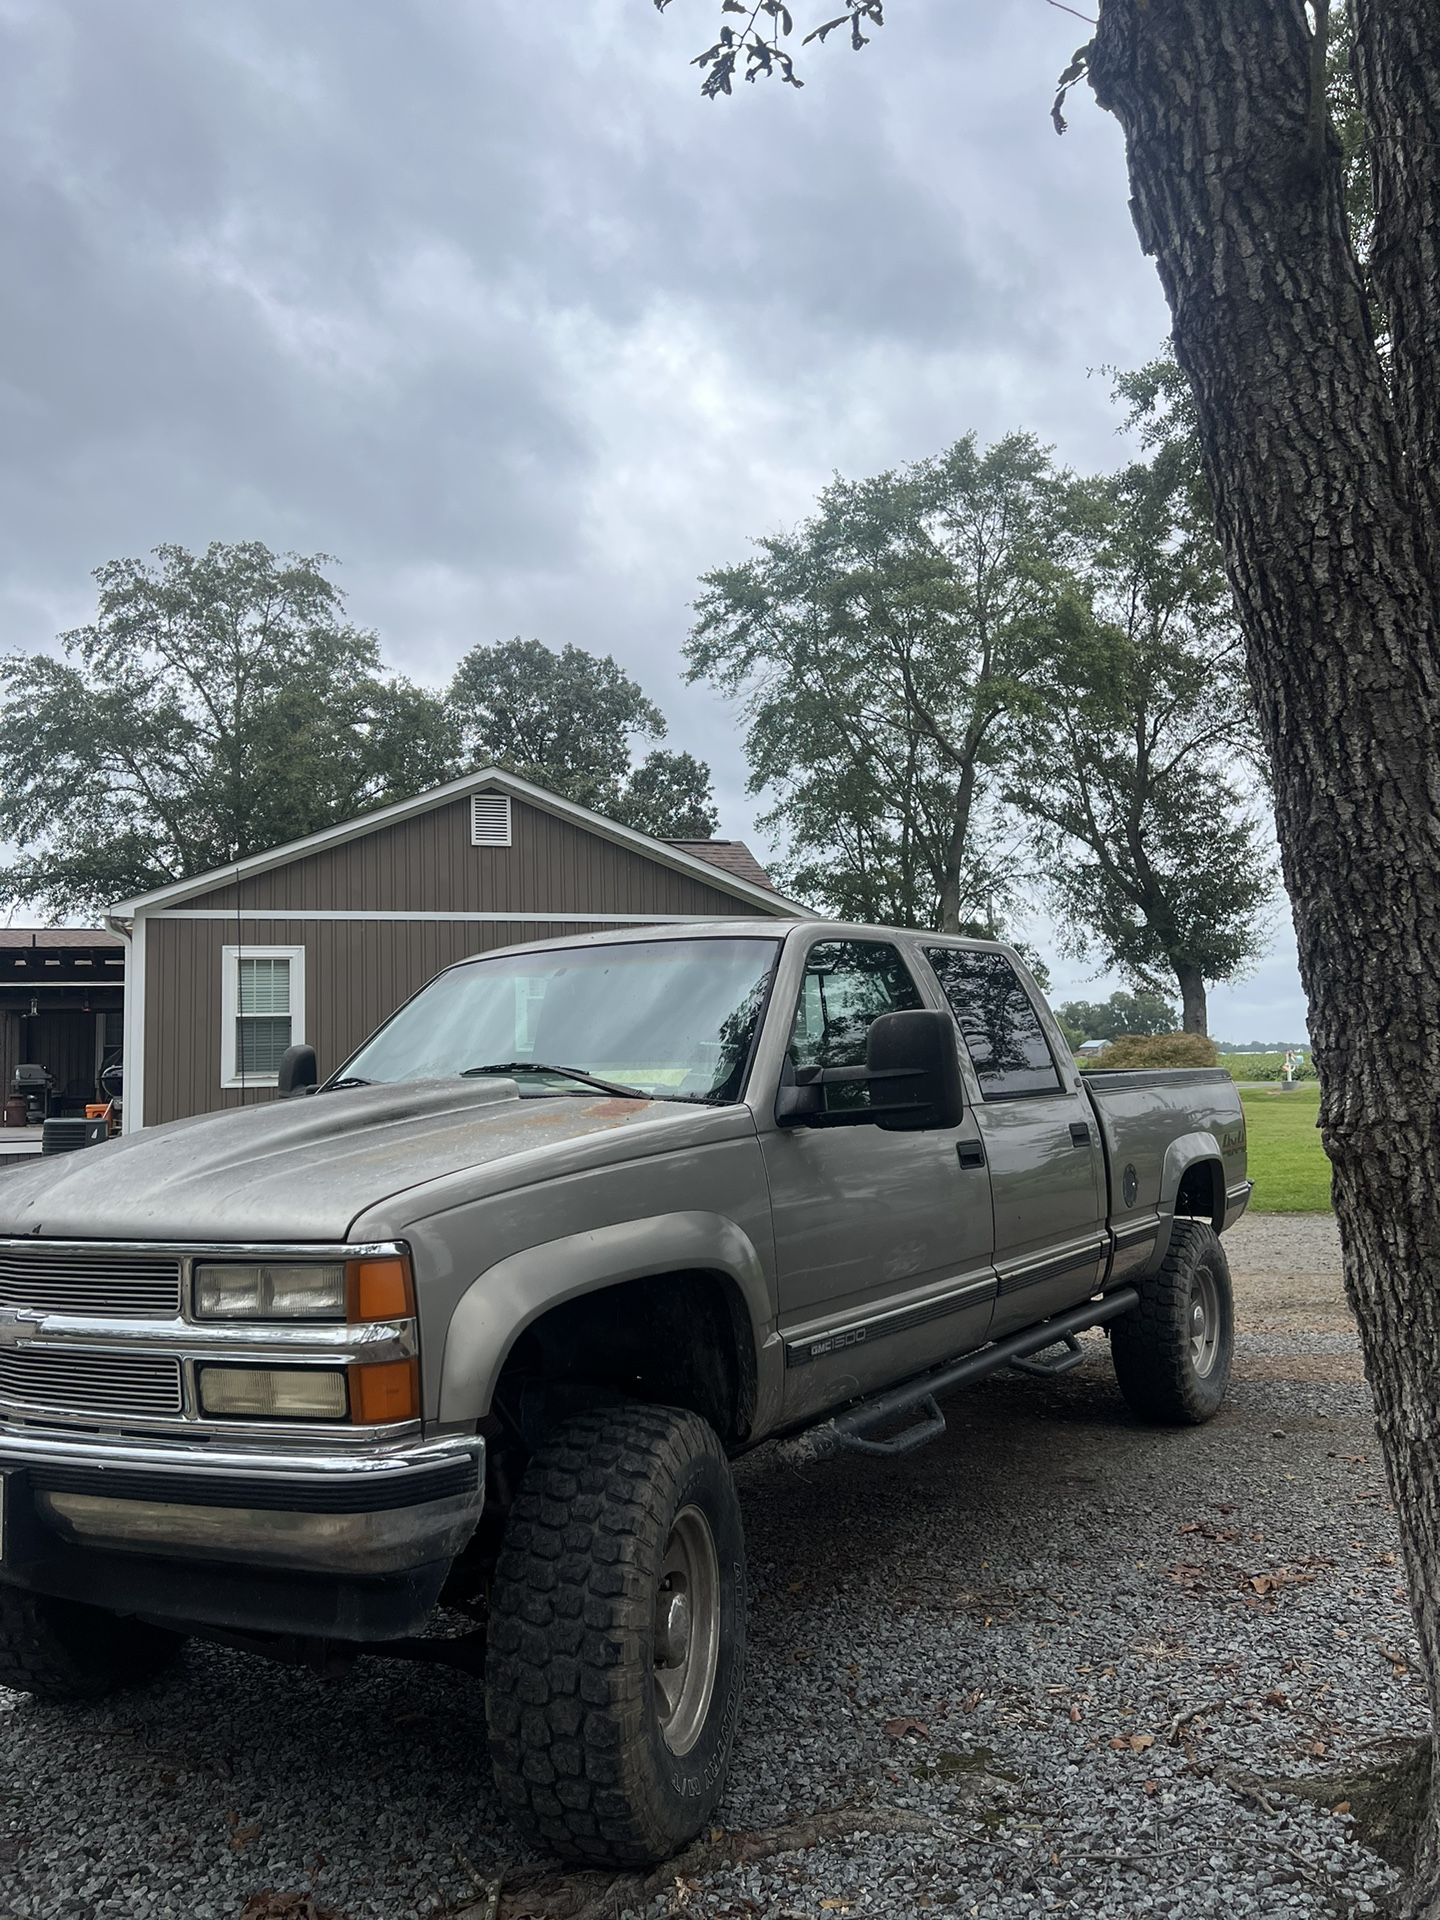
<box><xmin>140</xmin><ymin>791</ymin><xmax>791</xmax><ymax>1126</ymax></box>
<box><xmin>180</xmin><ymin>797</ymin><xmax>759</xmax><ymax>919</ymax></box>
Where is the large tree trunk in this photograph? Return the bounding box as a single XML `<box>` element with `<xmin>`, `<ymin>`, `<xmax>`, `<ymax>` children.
<box><xmin>1173</xmin><ymin>962</ymin><xmax>1206</xmax><ymax>1038</ymax></box>
<box><xmin>1090</xmin><ymin>3</ymin><xmax>1440</xmax><ymax>1911</ymax></box>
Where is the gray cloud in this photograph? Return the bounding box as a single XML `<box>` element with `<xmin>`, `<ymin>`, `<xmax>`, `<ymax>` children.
<box><xmin>0</xmin><ymin>0</ymin><xmax>1304</xmax><ymax>1036</ymax></box>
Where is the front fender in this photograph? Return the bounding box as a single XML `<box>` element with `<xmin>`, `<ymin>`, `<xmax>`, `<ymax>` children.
<box><xmin>437</xmin><ymin>1210</ymin><xmax>780</xmax><ymax>1432</ymax></box>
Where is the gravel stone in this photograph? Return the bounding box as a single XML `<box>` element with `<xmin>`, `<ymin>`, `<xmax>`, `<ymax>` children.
<box><xmin>0</xmin><ymin>1213</ymin><xmax>1424</xmax><ymax>1919</ymax></box>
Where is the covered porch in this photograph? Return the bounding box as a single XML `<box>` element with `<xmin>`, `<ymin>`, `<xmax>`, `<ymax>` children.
<box><xmin>0</xmin><ymin>930</ymin><xmax>125</xmax><ymax>1167</ymax></box>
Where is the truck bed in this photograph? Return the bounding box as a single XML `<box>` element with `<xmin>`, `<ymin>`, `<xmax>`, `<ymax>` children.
<box><xmin>1082</xmin><ymin>1067</ymin><xmax>1250</xmax><ymax>1264</ymax></box>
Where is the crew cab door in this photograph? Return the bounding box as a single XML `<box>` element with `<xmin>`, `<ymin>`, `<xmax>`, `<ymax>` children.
<box><xmin>921</xmin><ymin>945</ymin><xmax>1107</xmax><ymax>1338</ymax></box>
<box><xmin>758</xmin><ymin>936</ymin><xmax>995</xmax><ymax>1422</ymax></box>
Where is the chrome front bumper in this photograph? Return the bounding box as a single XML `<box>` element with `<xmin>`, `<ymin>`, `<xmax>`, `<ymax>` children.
<box><xmin>0</xmin><ymin>1426</ymin><xmax>485</xmax><ymax>1577</ymax></box>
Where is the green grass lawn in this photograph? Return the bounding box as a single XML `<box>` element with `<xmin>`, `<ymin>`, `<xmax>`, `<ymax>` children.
<box><xmin>1239</xmin><ymin>1083</ymin><xmax>1332</xmax><ymax>1212</ymax></box>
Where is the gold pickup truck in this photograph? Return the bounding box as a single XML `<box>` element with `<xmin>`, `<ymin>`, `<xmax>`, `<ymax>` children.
<box><xmin>0</xmin><ymin>921</ymin><xmax>1248</xmax><ymax>1866</ymax></box>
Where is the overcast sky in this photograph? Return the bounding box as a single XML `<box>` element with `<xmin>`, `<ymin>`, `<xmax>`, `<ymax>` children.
<box><xmin>0</xmin><ymin>0</ymin><xmax>1306</xmax><ymax>1041</ymax></box>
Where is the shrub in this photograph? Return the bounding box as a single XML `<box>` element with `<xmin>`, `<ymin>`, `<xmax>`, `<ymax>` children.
<box><xmin>1087</xmin><ymin>1031</ymin><xmax>1220</xmax><ymax>1070</ymax></box>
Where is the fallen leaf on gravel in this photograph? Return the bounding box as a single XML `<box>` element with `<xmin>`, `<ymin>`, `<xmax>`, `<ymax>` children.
<box><xmin>1108</xmin><ymin>1733</ymin><xmax>1155</xmax><ymax>1751</ymax></box>
<box><xmin>1332</xmin><ymin>1801</ymin><xmax>1351</xmax><ymax>1816</ymax></box>
<box><xmin>1068</xmin><ymin>1705</ymin><xmax>1083</xmax><ymax>1723</ymax></box>
<box><xmin>230</xmin><ymin>1823</ymin><xmax>263</xmax><ymax>1852</ymax></box>
<box><xmin>1166</xmin><ymin>1563</ymin><xmax>1207</xmax><ymax>1587</ymax></box>
<box><xmin>240</xmin><ymin>1897</ymin><xmax>342</xmax><ymax>1920</ymax></box>
<box><xmin>1263</xmin><ymin>1691</ymin><xmax>1289</xmax><ymax>1709</ymax></box>
<box><xmin>819</xmin><ymin>1902</ymin><xmax>853</xmax><ymax>1912</ymax></box>
<box><xmin>883</xmin><ymin>1717</ymin><xmax>928</xmax><ymax>1740</ymax></box>
<box><xmin>1248</xmin><ymin>1567</ymin><xmax>1317</xmax><ymax>1596</ymax></box>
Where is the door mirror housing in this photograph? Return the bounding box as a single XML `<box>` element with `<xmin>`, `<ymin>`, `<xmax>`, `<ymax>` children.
<box><xmin>276</xmin><ymin>1044</ymin><xmax>319</xmax><ymax>1099</ymax></box>
<box><xmin>774</xmin><ymin>1009</ymin><xmax>965</xmax><ymax>1130</ymax></box>
<box><xmin>866</xmin><ymin>1008</ymin><xmax>965</xmax><ymax>1132</ymax></box>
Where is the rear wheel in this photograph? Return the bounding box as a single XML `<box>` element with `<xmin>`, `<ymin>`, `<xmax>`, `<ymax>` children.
<box><xmin>485</xmin><ymin>1403</ymin><xmax>746</xmax><ymax>1866</ymax></box>
<box><xmin>1111</xmin><ymin>1218</ymin><xmax>1234</xmax><ymax>1423</ymax></box>
<box><xmin>0</xmin><ymin>1585</ymin><xmax>185</xmax><ymax>1701</ymax></box>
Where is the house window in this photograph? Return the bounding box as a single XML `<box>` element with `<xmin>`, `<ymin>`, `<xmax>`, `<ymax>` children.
<box><xmin>221</xmin><ymin>945</ymin><xmax>306</xmax><ymax>1089</ymax></box>
<box><xmin>471</xmin><ymin>792</ymin><xmax>512</xmax><ymax>847</ymax></box>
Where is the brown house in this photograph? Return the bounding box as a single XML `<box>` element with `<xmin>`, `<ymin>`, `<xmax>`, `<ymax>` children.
<box><xmin>108</xmin><ymin>767</ymin><xmax>802</xmax><ymax>1132</ymax></box>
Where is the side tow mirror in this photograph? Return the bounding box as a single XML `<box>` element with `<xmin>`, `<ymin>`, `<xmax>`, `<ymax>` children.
<box><xmin>866</xmin><ymin>1009</ymin><xmax>965</xmax><ymax>1133</ymax></box>
<box><xmin>276</xmin><ymin>1044</ymin><xmax>319</xmax><ymax>1099</ymax></box>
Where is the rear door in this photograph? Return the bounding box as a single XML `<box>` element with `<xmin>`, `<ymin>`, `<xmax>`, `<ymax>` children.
<box><xmin>759</xmin><ymin>936</ymin><xmax>996</xmax><ymax>1422</ymax></box>
<box><xmin>921</xmin><ymin>945</ymin><xmax>1108</xmax><ymax>1337</ymax></box>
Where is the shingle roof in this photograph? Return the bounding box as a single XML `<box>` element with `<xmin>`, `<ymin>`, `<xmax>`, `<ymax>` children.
<box><xmin>664</xmin><ymin>841</ymin><xmax>775</xmax><ymax>892</ymax></box>
<box><xmin>0</xmin><ymin>928</ymin><xmax>124</xmax><ymax>950</ymax></box>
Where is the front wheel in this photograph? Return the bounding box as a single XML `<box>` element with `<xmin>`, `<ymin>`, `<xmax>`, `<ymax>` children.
<box><xmin>0</xmin><ymin>1585</ymin><xmax>185</xmax><ymax>1701</ymax></box>
<box><xmin>1110</xmin><ymin>1218</ymin><xmax>1234</xmax><ymax>1424</ymax></box>
<box><xmin>485</xmin><ymin>1403</ymin><xmax>746</xmax><ymax>1866</ymax></box>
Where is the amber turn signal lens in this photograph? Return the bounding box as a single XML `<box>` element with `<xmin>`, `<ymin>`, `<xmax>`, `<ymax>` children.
<box><xmin>348</xmin><ymin>1357</ymin><xmax>419</xmax><ymax>1425</ymax></box>
<box><xmin>346</xmin><ymin>1255</ymin><xmax>415</xmax><ymax>1324</ymax></box>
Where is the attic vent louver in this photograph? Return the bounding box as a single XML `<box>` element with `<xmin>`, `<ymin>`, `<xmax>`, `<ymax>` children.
<box><xmin>471</xmin><ymin>792</ymin><xmax>512</xmax><ymax>847</ymax></box>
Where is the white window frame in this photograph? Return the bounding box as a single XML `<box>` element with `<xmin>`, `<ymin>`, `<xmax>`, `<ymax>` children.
<box><xmin>220</xmin><ymin>944</ymin><xmax>306</xmax><ymax>1090</ymax></box>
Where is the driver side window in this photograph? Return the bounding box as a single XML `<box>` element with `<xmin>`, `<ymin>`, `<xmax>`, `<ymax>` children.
<box><xmin>789</xmin><ymin>939</ymin><xmax>923</xmax><ymax>1111</ymax></box>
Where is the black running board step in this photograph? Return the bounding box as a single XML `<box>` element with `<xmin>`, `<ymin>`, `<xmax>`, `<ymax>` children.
<box><xmin>1011</xmin><ymin>1333</ymin><xmax>1087</xmax><ymax>1377</ymax></box>
<box><xmin>821</xmin><ymin>1287</ymin><xmax>1139</xmax><ymax>1459</ymax></box>
<box><xmin>830</xmin><ymin>1393</ymin><xmax>947</xmax><ymax>1458</ymax></box>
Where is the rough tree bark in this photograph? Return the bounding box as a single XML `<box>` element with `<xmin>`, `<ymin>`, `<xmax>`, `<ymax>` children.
<box><xmin>1089</xmin><ymin>2</ymin><xmax>1440</xmax><ymax>1909</ymax></box>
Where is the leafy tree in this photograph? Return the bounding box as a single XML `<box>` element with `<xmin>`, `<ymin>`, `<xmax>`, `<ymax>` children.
<box><xmin>448</xmin><ymin>637</ymin><xmax>718</xmax><ymax>839</ymax></box>
<box><xmin>0</xmin><ymin>542</ymin><xmax>457</xmax><ymax>917</ymax></box>
<box><xmin>1021</xmin><ymin>454</ymin><xmax>1275</xmax><ymax>1035</ymax></box>
<box><xmin>609</xmin><ymin>749</ymin><xmax>720</xmax><ymax>839</ymax></box>
<box><xmin>1057</xmin><ymin>989</ymin><xmax>1180</xmax><ymax>1043</ymax></box>
<box><xmin>658</xmin><ymin>0</ymin><xmax>1440</xmax><ymax>1889</ymax></box>
<box><xmin>687</xmin><ymin>433</ymin><xmax>1071</xmax><ymax>931</ymax></box>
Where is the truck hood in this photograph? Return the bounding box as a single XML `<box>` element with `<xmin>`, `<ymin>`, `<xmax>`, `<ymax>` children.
<box><xmin>0</xmin><ymin>1080</ymin><xmax>701</xmax><ymax>1243</ymax></box>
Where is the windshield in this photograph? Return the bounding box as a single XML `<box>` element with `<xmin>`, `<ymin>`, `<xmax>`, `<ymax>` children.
<box><xmin>336</xmin><ymin>936</ymin><xmax>781</xmax><ymax>1102</ymax></box>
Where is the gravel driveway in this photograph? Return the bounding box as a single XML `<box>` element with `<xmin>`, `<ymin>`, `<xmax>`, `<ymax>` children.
<box><xmin>1</xmin><ymin>1213</ymin><xmax>1427</xmax><ymax>1920</ymax></box>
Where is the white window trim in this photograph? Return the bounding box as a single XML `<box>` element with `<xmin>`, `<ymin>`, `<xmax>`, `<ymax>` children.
<box><xmin>220</xmin><ymin>944</ymin><xmax>306</xmax><ymax>1090</ymax></box>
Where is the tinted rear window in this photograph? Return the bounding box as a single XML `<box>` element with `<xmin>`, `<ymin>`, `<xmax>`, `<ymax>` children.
<box><xmin>924</xmin><ymin>948</ymin><xmax>1062</xmax><ymax>1098</ymax></box>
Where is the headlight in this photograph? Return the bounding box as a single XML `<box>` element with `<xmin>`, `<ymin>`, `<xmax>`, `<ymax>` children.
<box><xmin>192</xmin><ymin>1255</ymin><xmax>414</xmax><ymax>1324</ymax></box>
<box><xmin>198</xmin><ymin>1365</ymin><xmax>348</xmax><ymax>1420</ymax></box>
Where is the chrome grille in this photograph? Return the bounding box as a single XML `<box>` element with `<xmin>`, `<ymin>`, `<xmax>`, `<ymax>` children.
<box><xmin>0</xmin><ymin>1246</ymin><xmax>182</xmax><ymax>1319</ymax></box>
<box><xmin>0</xmin><ymin>1347</ymin><xmax>184</xmax><ymax>1419</ymax></box>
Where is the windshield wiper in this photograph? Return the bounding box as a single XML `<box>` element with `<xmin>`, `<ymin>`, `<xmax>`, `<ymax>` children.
<box><xmin>324</xmin><ymin>1076</ymin><xmax>373</xmax><ymax>1091</ymax></box>
<box><xmin>461</xmin><ymin>1062</ymin><xmax>655</xmax><ymax>1101</ymax></box>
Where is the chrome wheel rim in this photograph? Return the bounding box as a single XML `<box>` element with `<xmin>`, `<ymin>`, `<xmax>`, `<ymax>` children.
<box><xmin>1190</xmin><ymin>1265</ymin><xmax>1222</xmax><ymax>1378</ymax></box>
<box><xmin>653</xmin><ymin>1504</ymin><xmax>721</xmax><ymax>1757</ymax></box>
